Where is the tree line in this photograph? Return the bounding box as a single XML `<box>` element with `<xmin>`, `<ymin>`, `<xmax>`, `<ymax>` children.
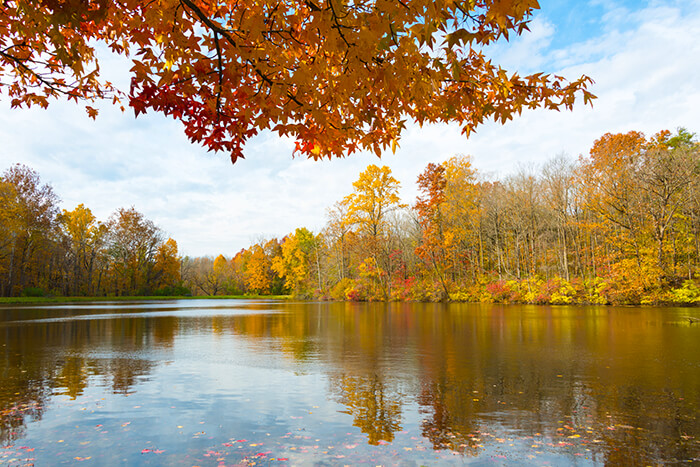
<box><xmin>0</xmin><ymin>164</ymin><xmax>183</xmax><ymax>297</ymax></box>
<box><xmin>2</xmin><ymin>128</ymin><xmax>699</xmax><ymax>304</ymax></box>
<box><xmin>187</xmin><ymin>128</ymin><xmax>699</xmax><ymax>305</ymax></box>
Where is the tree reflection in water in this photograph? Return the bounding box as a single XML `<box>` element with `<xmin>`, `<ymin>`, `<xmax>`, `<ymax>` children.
<box><xmin>0</xmin><ymin>300</ymin><xmax>697</xmax><ymax>464</ymax></box>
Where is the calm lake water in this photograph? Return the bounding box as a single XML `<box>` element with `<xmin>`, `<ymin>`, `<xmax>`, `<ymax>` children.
<box><xmin>0</xmin><ymin>300</ymin><xmax>698</xmax><ymax>465</ymax></box>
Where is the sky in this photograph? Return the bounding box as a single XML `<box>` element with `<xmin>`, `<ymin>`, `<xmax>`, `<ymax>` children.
<box><xmin>1</xmin><ymin>0</ymin><xmax>699</xmax><ymax>257</ymax></box>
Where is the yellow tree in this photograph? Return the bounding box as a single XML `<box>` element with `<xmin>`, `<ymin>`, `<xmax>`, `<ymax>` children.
<box><xmin>245</xmin><ymin>244</ymin><xmax>272</xmax><ymax>294</ymax></box>
<box><xmin>0</xmin><ymin>180</ymin><xmax>21</xmax><ymax>296</ymax></box>
<box><xmin>441</xmin><ymin>155</ymin><xmax>482</xmax><ymax>282</ymax></box>
<box><xmin>153</xmin><ymin>238</ymin><xmax>182</xmax><ymax>293</ymax></box>
<box><xmin>59</xmin><ymin>204</ymin><xmax>108</xmax><ymax>295</ymax></box>
<box><xmin>341</xmin><ymin>165</ymin><xmax>406</xmax><ymax>298</ymax></box>
<box><xmin>2</xmin><ymin>1</ymin><xmax>594</xmax><ymax>161</ymax></box>
<box><xmin>0</xmin><ymin>164</ymin><xmax>60</xmax><ymax>296</ymax></box>
<box><xmin>343</xmin><ymin>165</ymin><xmax>405</xmax><ymax>241</ymax></box>
<box><xmin>272</xmin><ymin>228</ymin><xmax>322</xmax><ymax>298</ymax></box>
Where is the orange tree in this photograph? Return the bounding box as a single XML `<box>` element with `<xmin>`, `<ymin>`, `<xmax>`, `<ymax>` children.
<box><xmin>2</xmin><ymin>0</ymin><xmax>594</xmax><ymax>162</ymax></box>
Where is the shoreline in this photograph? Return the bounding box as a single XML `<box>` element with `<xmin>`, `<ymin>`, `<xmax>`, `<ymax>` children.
<box><xmin>0</xmin><ymin>295</ymin><xmax>293</xmax><ymax>305</ymax></box>
<box><xmin>0</xmin><ymin>295</ymin><xmax>697</xmax><ymax>307</ymax></box>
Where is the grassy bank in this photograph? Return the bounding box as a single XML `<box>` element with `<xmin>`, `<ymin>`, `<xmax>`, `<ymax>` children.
<box><xmin>0</xmin><ymin>295</ymin><xmax>293</xmax><ymax>305</ymax></box>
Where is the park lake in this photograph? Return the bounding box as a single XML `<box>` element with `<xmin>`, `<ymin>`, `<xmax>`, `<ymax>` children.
<box><xmin>1</xmin><ymin>300</ymin><xmax>698</xmax><ymax>465</ymax></box>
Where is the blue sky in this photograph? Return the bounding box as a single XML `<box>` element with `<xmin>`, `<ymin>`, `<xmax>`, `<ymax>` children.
<box><xmin>2</xmin><ymin>0</ymin><xmax>699</xmax><ymax>257</ymax></box>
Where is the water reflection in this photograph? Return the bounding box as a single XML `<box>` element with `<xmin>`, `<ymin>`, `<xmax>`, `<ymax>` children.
<box><xmin>0</xmin><ymin>300</ymin><xmax>698</xmax><ymax>464</ymax></box>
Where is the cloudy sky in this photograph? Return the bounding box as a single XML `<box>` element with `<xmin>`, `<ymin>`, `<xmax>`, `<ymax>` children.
<box><xmin>2</xmin><ymin>0</ymin><xmax>699</xmax><ymax>257</ymax></box>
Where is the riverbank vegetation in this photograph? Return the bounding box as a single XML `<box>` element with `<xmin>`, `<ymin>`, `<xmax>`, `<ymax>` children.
<box><xmin>1</xmin><ymin>129</ymin><xmax>698</xmax><ymax>305</ymax></box>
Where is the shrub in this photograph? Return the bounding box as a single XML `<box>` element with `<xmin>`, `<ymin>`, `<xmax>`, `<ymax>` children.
<box><xmin>21</xmin><ymin>287</ymin><xmax>45</xmax><ymax>297</ymax></box>
<box><xmin>669</xmin><ymin>280</ymin><xmax>700</xmax><ymax>305</ymax></box>
<box><xmin>330</xmin><ymin>278</ymin><xmax>354</xmax><ymax>301</ymax></box>
<box><xmin>549</xmin><ymin>278</ymin><xmax>578</xmax><ymax>304</ymax></box>
<box><xmin>153</xmin><ymin>285</ymin><xmax>192</xmax><ymax>296</ymax></box>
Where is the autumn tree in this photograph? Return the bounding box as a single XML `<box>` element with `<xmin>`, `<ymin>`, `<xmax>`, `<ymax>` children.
<box><xmin>58</xmin><ymin>203</ymin><xmax>108</xmax><ymax>295</ymax></box>
<box><xmin>441</xmin><ymin>155</ymin><xmax>482</xmax><ymax>282</ymax></box>
<box><xmin>1</xmin><ymin>0</ymin><xmax>594</xmax><ymax>162</ymax></box>
<box><xmin>272</xmin><ymin>228</ymin><xmax>323</xmax><ymax>298</ymax></box>
<box><xmin>578</xmin><ymin>131</ymin><xmax>652</xmax><ymax>291</ymax></box>
<box><xmin>341</xmin><ymin>165</ymin><xmax>406</xmax><ymax>298</ymax></box>
<box><xmin>153</xmin><ymin>238</ymin><xmax>183</xmax><ymax>294</ymax></box>
<box><xmin>245</xmin><ymin>243</ymin><xmax>273</xmax><ymax>294</ymax></box>
<box><xmin>106</xmin><ymin>207</ymin><xmax>163</xmax><ymax>295</ymax></box>
<box><xmin>0</xmin><ymin>164</ymin><xmax>60</xmax><ymax>296</ymax></box>
<box><xmin>414</xmin><ymin>163</ymin><xmax>450</xmax><ymax>296</ymax></box>
<box><xmin>342</xmin><ymin>165</ymin><xmax>405</xmax><ymax>241</ymax></box>
<box><xmin>638</xmin><ymin>131</ymin><xmax>699</xmax><ymax>281</ymax></box>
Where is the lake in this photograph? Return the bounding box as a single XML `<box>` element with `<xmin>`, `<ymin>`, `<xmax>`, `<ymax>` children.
<box><xmin>0</xmin><ymin>300</ymin><xmax>698</xmax><ymax>465</ymax></box>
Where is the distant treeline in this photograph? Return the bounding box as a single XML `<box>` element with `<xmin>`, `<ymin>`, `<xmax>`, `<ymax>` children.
<box><xmin>0</xmin><ymin>164</ymin><xmax>183</xmax><ymax>297</ymax></box>
<box><xmin>2</xmin><ymin>128</ymin><xmax>699</xmax><ymax>304</ymax></box>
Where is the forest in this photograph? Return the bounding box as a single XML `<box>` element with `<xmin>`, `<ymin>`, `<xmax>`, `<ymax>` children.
<box><xmin>1</xmin><ymin>129</ymin><xmax>699</xmax><ymax>305</ymax></box>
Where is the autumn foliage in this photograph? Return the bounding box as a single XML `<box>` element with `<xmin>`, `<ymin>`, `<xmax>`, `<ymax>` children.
<box><xmin>0</xmin><ymin>165</ymin><xmax>183</xmax><ymax>297</ymax></box>
<box><xmin>1</xmin><ymin>128</ymin><xmax>698</xmax><ymax>303</ymax></box>
<box><xmin>181</xmin><ymin>128</ymin><xmax>699</xmax><ymax>305</ymax></box>
<box><xmin>1</xmin><ymin>0</ymin><xmax>593</xmax><ymax>162</ymax></box>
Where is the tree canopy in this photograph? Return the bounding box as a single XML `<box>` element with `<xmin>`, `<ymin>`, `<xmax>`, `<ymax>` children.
<box><xmin>1</xmin><ymin>0</ymin><xmax>594</xmax><ymax>162</ymax></box>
